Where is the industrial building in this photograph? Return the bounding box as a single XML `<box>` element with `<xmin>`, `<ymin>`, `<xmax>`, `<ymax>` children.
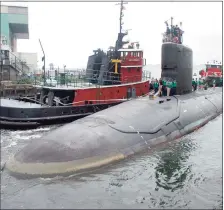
<box><xmin>0</xmin><ymin>5</ymin><xmax>37</xmax><ymax>81</ymax></box>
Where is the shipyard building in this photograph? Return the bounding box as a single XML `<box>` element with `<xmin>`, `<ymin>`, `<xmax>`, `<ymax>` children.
<box><xmin>0</xmin><ymin>5</ymin><xmax>37</xmax><ymax>81</ymax></box>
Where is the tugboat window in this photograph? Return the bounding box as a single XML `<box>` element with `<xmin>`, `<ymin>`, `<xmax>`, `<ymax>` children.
<box><xmin>123</xmin><ymin>52</ymin><xmax>127</xmax><ymax>57</ymax></box>
<box><xmin>128</xmin><ymin>67</ymin><xmax>131</xmax><ymax>72</ymax></box>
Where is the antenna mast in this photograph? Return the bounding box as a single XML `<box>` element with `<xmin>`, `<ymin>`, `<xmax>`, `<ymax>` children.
<box><xmin>117</xmin><ymin>0</ymin><xmax>128</xmax><ymax>33</ymax></box>
<box><xmin>115</xmin><ymin>0</ymin><xmax>129</xmax><ymax>51</ymax></box>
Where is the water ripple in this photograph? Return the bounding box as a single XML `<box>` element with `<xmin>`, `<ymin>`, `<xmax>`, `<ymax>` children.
<box><xmin>1</xmin><ymin>115</ymin><xmax>222</xmax><ymax>209</ymax></box>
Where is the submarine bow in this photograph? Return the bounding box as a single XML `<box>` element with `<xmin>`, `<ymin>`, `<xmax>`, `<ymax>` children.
<box><xmin>5</xmin><ymin>88</ymin><xmax>222</xmax><ymax>178</ymax></box>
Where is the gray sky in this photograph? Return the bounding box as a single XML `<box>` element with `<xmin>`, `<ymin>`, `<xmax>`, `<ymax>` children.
<box><xmin>4</xmin><ymin>1</ymin><xmax>223</xmax><ymax>69</ymax></box>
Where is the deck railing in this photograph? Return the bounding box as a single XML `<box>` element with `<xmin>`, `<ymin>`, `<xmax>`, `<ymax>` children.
<box><xmin>9</xmin><ymin>51</ymin><xmax>30</xmax><ymax>74</ymax></box>
<box><xmin>1</xmin><ymin>50</ymin><xmax>31</xmax><ymax>75</ymax></box>
<box><xmin>12</xmin><ymin>70</ymin><xmax>151</xmax><ymax>88</ymax></box>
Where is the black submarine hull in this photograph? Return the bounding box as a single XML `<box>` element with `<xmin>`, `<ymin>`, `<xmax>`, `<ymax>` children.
<box><xmin>5</xmin><ymin>88</ymin><xmax>222</xmax><ymax>178</ymax></box>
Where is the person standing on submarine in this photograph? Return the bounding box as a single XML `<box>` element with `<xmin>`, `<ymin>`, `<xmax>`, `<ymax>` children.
<box><xmin>198</xmin><ymin>79</ymin><xmax>202</xmax><ymax>90</ymax></box>
<box><xmin>166</xmin><ymin>27</ymin><xmax>171</xmax><ymax>41</ymax></box>
<box><xmin>162</xmin><ymin>79</ymin><xmax>167</xmax><ymax>96</ymax></box>
<box><xmin>158</xmin><ymin>78</ymin><xmax>163</xmax><ymax>97</ymax></box>
<box><xmin>171</xmin><ymin>80</ymin><xmax>177</xmax><ymax>95</ymax></box>
<box><xmin>153</xmin><ymin>79</ymin><xmax>159</xmax><ymax>94</ymax></box>
<box><xmin>195</xmin><ymin>78</ymin><xmax>198</xmax><ymax>90</ymax></box>
<box><xmin>213</xmin><ymin>79</ymin><xmax>216</xmax><ymax>89</ymax></box>
<box><xmin>192</xmin><ymin>78</ymin><xmax>196</xmax><ymax>91</ymax></box>
<box><xmin>166</xmin><ymin>79</ymin><xmax>173</xmax><ymax>98</ymax></box>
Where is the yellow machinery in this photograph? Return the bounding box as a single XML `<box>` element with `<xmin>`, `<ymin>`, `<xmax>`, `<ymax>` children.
<box><xmin>111</xmin><ymin>59</ymin><xmax>121</xmax><ymax>74</ymax></box>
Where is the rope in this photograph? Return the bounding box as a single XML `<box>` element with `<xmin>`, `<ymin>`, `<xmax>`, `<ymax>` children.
<box><xmin>19</xmin><ymin>96</ymin><xmax>48</xmax><ymax>106</ymax></box>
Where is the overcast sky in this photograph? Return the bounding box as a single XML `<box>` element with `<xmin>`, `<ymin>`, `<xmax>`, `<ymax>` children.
<box><xmin>3</xmin><ymin>1</ymin><xmax>223</xmax><ymax>69</ymax></box>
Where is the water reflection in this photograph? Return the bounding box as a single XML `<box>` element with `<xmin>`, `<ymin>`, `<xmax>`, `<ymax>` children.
<box><xmin>155</xmin><ymin>138</ymin><xmax>196</xmax><ymax>192</ymax></box>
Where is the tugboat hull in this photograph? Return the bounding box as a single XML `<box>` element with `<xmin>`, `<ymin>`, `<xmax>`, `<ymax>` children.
<box><xmin>0</xmin><ymin>98</ymin><xmax>121</xmax><ymax>129</ymax></box>
<box><xmin>39</xmin><ymin>80</ymin><xmax>150</xmax><ymax>106</ymax></box>
<box><xmin>5</xmin><ymin>88</ymin><xmax>222</xmax><ymax>178</ymax></box>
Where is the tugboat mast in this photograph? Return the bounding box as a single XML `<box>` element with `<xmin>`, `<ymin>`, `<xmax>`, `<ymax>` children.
<box><xmin>115</xmin><ymin>0</ymin><xmax>128</xmax><ymax>51</ymax></box>
<box><xmin>119</xmin><ymin>0</ymin><xmax>127</xmax><ymax>33</ymax></box>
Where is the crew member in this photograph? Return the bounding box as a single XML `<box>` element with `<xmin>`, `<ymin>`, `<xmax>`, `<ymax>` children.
<box><xmin>158</xmin><ymin>78</ymin><xmax>163</xmax><ymax>97</ymax></box>
<box><xmin>213</xmin><ymin>79</ymin><xmax>216</xmax><ymax>90</ymax></box>
<box><xmin>174</xmin><ymin>25</ymin><xmax>179</xmax><ymax>37</ymax></box>
<box><xmin>204</xmin><ymin>82</ymin><xmax>208</xmax><ymax>90</ymax></box>
<box><xmin>192</xmin><ymin>78</ymin><xmax>196</xmax><ymax>91</ymax></box>
<box><xmin>202</xmin><ymin>79</ymin><xmax>206</xmax><ymax>90</ymax></box>
<box><xmin>150</xmin><ymin>79</ymin><xmax>154</xmax><ymax>91</ymax></box>
<box><xmin>162</xmin><ymin>79</ymin><xmax>167</xmax><ymax>96</ymax></box>
<box><xmin>179</xmin><ymin>28</ymin><xmax>183</xmax><ymax>44</ymax></box>
<box><xmin>171</xmin><ymin>25</ymin><xmax>175</xmax><ymax>39</ymax></box>
<box><xmin>166</xmin><ymin>26</ymin><xmax>170</xmax><ymax>36</ymax></box>
<box><xmin>172</xmin><ymin>80</ymin><xmax>177</xmax><ymax>95</ymax></box>
<box><xmin>166</xmin><ymin>79</ymin><xmax>172</xmax><ymax>97</ymax></box>
<box><xmin>167</xmin><ymin>26</ymin><xmax>171</xmax><ymax>42</ymax></box>
<box><xmin>199</xmin><ymin>79</ymin><xmax>202</xmax><ymax>89</ymax></box>
<box><xmin>195</xmin><ymin>78</ymin><xmax>198</xmax><ymax>90</ymax></box>
<box><xmin>153</xmin><ymin>79</ymin><xmax>159</xmax><ymax>94</ymax></box>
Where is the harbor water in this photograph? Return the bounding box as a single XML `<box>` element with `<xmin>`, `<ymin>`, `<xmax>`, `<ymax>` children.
<box><xmin>1</xmin><ymin>115</ymin><xmax>223</xmax><ymax>209</ymax></box>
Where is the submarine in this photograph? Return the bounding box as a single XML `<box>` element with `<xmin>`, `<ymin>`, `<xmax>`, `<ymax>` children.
<box><xmin>5</xmin><ymin>22</ymin><xmax>223</xmax><ymax>178</ymax></box>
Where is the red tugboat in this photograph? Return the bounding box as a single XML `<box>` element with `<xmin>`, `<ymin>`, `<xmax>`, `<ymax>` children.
<box><xmin>0</xmin><ymin>0</ymin><xmax>150</xmax><ymax>129</ymax></box>
<box><xmin>38</xmin><ymin>0</ymin><xmax>149</xmax><ymax>107</ymax></box>
<box><xmin>199</xmin><ymin>60</ymin><xmax>223</xmax><ymax>87</ymax></box>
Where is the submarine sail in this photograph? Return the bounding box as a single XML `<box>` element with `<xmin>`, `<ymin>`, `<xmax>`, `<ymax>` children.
<box><xmin>161</xmin><ymin>18</ymin><xmax>193</xmax><ymax>95</ymax></box>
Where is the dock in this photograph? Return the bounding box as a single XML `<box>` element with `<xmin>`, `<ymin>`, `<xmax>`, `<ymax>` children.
<box><xmin>0</xmin><ymin>81</ymin><xmax>39</xmax><ymax>98</ymax></box>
